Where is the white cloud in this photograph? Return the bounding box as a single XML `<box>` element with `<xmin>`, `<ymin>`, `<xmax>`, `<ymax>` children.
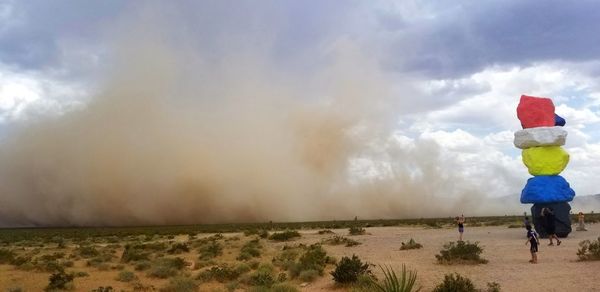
<box><xmin>0</xmin><ymin>64</ymin><xmax>86</xmax><ymax>123</ymax></box>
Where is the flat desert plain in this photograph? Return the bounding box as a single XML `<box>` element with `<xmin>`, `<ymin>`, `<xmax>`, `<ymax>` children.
<box><xmin>1</xmin><ymin>223</ymin><xmax>599</xmax><ymax>291</ymax></box>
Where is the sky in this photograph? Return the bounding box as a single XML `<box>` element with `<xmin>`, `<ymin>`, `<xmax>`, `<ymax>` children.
<box><xmin>0</xmin><ymin>1</ymin><xmax>599</xmax><ymax>226</ymax></box>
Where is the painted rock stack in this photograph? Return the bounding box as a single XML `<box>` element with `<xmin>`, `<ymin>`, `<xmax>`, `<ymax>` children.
<box><xmin>515</xmin><ymin>95</ymin><xmax>575</xmax><ymax>237</ymax></box>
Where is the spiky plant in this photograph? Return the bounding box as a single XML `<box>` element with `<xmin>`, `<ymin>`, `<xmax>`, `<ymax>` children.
<box><xmin>369</xmin><ymin>265</ymin><xmax>420</xmax><ymax>292</ymax></box>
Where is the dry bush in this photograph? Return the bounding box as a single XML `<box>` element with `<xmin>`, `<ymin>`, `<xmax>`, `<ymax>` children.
<box><xmin>435</xmin><ymin>241</ymin><xmax>488</xmax><ymax>265</ymax></box>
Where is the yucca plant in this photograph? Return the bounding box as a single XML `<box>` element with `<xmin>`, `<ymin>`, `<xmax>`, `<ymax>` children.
<box><xmin>369</xmin><ymin>265</ymin><xmax>420</xmax><ymax>292</ymax></box>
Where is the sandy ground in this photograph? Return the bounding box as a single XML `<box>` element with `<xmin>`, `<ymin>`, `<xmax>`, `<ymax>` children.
<box><xmin>1</xmin><ymin>224</ymin><xmax>599</xmax><ymax>291</ymax></box>
<box><xmin>297</xmin><ymin>224</ymin><xmax>600</xmax><ymax>292</ymax></box>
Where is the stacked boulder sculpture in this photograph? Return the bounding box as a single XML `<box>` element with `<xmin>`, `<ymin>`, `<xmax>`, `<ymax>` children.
<box><xmin>515</xmin><ymin>95</ymin><xmax>575</xmax><ymax>237</ymax></box>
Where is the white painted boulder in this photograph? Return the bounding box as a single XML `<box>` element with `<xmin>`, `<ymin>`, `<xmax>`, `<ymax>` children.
<box><xmin>513</xmin><ymin>126</ymin><xmax>567</xmax><ymax>149</ymax></box>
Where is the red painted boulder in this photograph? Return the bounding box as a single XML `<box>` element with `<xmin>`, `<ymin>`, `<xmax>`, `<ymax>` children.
<box><xmin>516</xmin><ymin>95</ymin><xmax>555</xmax><ymax>129</ymax></box>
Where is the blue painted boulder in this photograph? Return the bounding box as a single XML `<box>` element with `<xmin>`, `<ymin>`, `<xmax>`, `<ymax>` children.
<box><xmin>520</xmin><ymin>175</ymin><xmax>575</xmax><ymax>204</ymax></box>
<box><xmin>555</xmin><ymin>114</ymin><xmax>566</xmax><ymax>126</ymax></box>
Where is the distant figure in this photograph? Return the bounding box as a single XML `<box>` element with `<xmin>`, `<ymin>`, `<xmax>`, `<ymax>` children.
<box><xmin>577</xmin><ymin>212</ymin><xmax>587</xmax><ymax>231</ymax></box>
<box><xmin>455</xmin><ymin>214</ymin><xmax>465</xmax><ymax>241</ymax></box>
<box><xmin>525</xmin><ymin>225</ymin><xmax>539</xmax><ymax>264</ymax></box>
<box><xmin>524</xmin><ymin>216</ymin><xmax>531</xmax><ymax>229</ymax></box>
<box><xmin>541</xmin><ymin>208</ymin><xmax>561</xmax><ymax>246</ymax></box>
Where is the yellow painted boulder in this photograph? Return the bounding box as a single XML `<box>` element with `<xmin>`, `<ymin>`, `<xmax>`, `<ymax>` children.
<box><xmin>522</xmin><ymin>146</ymin><xmax>569</xmax><ymax>175</ymax></box>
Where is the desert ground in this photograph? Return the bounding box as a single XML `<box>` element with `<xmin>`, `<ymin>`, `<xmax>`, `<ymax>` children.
<box><xmin>1</xmin><ymin>218</ymin><xmax>599</xmax><ymax>291</ymax></box>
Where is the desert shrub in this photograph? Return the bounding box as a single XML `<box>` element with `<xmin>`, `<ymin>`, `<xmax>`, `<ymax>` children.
<box><xmin>235</xmin><ymin>263</ymin><xmax>252</xmax><ymax>274</ymax></box>
<box><xmin>368</xmin><ymin>265</ymin><xmax>420</xmax><ymax>292</ymax></box>
<box><xmin>348</xmin><ymin>226</ymin><xmax>366</xmax><ymax>236</ymax></box>
<box><xmin>197</xmin><ymin>265</ymin><xmax>240</xmax><ymax>283</ymax></box>
<box><xmin>323</xmin><ymin>235</ymin><xmax>361</xmax><ymax>247</ymax></box>
<box><xmin>87</xmin><ymin>253</ymin><xmax>114</xmax><ymax>268</ymax></box>
<box><xmin>269</xmin><ymin>231</ymin><xmax>301</xmax><ymax>242</ymax></box>
<box><xmin>168</xmin><ymin>243</ymin><xmax>190</xmax><ymax>254</ymax></box>
<box><xmin>400</xmin><ymin>239</ymin><xmax>423</xmax><ymax>250</ymax></box>
<box><xmin>237</xmin><ymin>239</ymin><xmax>262</xmax><ymax>261</ymax></box>
<box><xmin>318</xmin><ymin>229</ymin><xmax>334</xmax><ymax>235</ymax></box>
<box><xmin>6</xmin><ymin>287</ymin><xmax>23</xmax><ymax>292</ymax></box>
<box><xmin>76</xmin><ymin>245</ymin><xmax>100</xmax><ymax>258</ymax></box>
<box><xmin>10</xmin><ymin>255</ymin><xmax>32</xmax><ymax>267</ymax></box>
<box><xmin>121</xmin><ymin>245</ymin><xmax>150</xmax><ymax>263</ymax></box>
<box><xmin>248</xmin><ymin>284</ymin><xmax>299</xmax><ymax>292</ymax></box>
<box><xmin>270</xmin><ymin>283</ymin><xmax>299</xmax><ymax>292</ymax></box>
<box><xmin>116</xmin><ymin>270</ymin><xmax>137</xmax><ymax>282</ymax></box>
<box><xmin>330</xmin><ymin>254</ymin><xmax>371</xmax><ymax>284</ymax></box>
<box><xmin>0</xmin><ymin>248</ymin><xmax>16</xmax><ymax>264</ymax></box>
<box><xmin>289</xmin><ymin>244</ymin><xmax>330</xmax><ymax>278</ymax></box>
<box><xmin>45</xmin><ymin>269</ymin><xmax>74</xmax><ymax>291</ymax></box>
<box><xmin>486</xmin><ymin>282</ymin><xmax>501</xmax><ymax>292</ymax></box>
<box><xmin>91</xmin><ymin>287</ymin><xmax>113</xmax><ymax>292</ymax></box>
<box><xmin>277</xmin><ymin>272</ymin><xmax>287</xmax><ymax>282</ymax></box>
<box><xmin>74</xmin><ymin>271</ymin><xmax>89</xmax><ymax>277</ymax></box>
<box><xmin>147</xmin><ymin>257</ymin><xmax>186</xmax><ymax>278</ymax></box>
<box><xmin>132</xmin><ymin>281</ymin><xmax>156</xmax><ymax>291</ymax></box>
<box><xmin>577</xmin><ymin>237</ymin><xmax>600</xmax><ymax>261</ymax></box>
<box><xmin>432</xmin><ymin>273</ymin><xmax>476</xmax><ymax>292</ymax></box>
<box><xmin>134</xmin><ymin>260</ymin><xmax>152</xmax><ymax>271</ymax></box>
<box><xmin>258</xmin><ymin>230</ymin><xmax>270</xmax><ymax>239</ymax></box>
<box><xmin>298</xmin><ymin>269</ymin><xmax>320</xmax><ymax>282</ymax></box>
<box><xmin>248</xmin><ymin>269</ymin><xmax>275</xmax><ymax>287</ymax></box>
<box><xmin>160</xmin><ymin>276</ymin><xmax>198</xmax><ymax>292</ymax></box>
<box><xmin>198</xmin><ymin>241</ymin><xmax>223</xmax><ymax>260</ymax></box>
<box><xmin>272</xmin><ymin>248</ymin><xmax>299</xmax><ymax>270</ymax></box>
<box><xmin>435</xmin><ymin>241</ymin><xmax>488</xmax><ymax>265</ymax></box>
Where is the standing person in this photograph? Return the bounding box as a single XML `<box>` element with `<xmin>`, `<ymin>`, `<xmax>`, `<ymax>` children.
<box><xmin>524</xmin><ymin>215</ymin><xmax>531</xmax><ymax>229</ymax></box>
<box><xmin>541</xmin><ymin>208</ymin><xmax>561</xmax><ymax>246</ymax></box>
<box><xmin>455</xmin><ymin>214</ymin><xmax>465</xmax><ymax>241</ymax></box>
<box><xmin>525</xmin><ymin>225</ymin><xmax>539</xmax><ymax>264</ymax></box>
<box><xmin>577</xmin><ymin>212</ymin><xmax>587</xmax><ymax>231</ymax></box>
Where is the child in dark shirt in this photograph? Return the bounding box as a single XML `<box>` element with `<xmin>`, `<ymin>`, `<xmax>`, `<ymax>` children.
<box><xmin>525</xmin><ymin>225</ymin><xmax>539</xmax><ymax>264</ymax></box>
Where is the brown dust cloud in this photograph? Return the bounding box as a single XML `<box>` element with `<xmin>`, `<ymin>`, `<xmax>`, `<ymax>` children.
<box><xmin>0</xmin><ymin>9</ymin><xmax>516</xmax><ymax>227</ymax></box>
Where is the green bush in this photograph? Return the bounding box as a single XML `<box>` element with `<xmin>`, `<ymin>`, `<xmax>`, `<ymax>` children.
<box><xmin>160</xmin><ymin>276</ymin><xmax>198</xmax><ymax>292</ymax></box>
<box><xmin>368</xmin><ymin>265</ymin><xmax>420</xmax><ymax>292</ymax></box>
<box><xmin>147</xmin><ymin>257</ymin><xmax>186</xmax><ymax>278</ymax></box>
<box><xmin>248</xmin><ymin>270</ymin><xmax>275</xmax><ymax>287</ymax></box>
<box><xmin>134</xmin><ymin>260</ymin><xmax>152</xmax><ymax>271</ymax></box>
<box><xmin>121</xmin><ymin>245</ymin><xmax>150</xmax><ymax>263</ymax></box>
<box><xmin>298</xmin><ymin>269</ymin><xmax>320</xmax><ymax>282</ymax></box>
<box><xmin>45</xmin><ymin>269</ymin><xmax>74</xmax><ymax>291</ymax></box>
<box><xmin>167</xmin><ymin>243</ymin><xmax>190</xmax><ymax>254</ymax></box>
<box><xmin>400</xmin><ymin>239</ymin><xmax>423</xmax><ymax>250</ymax></box>
<box><xmin>270</xmin><ymin>283</ymin><xmax>299</xmax><ymax>292</ymax></box>
<box><xmin>330</xmin><ymin>255</ymin><xmax>371</xmax><ymax>284</ymax></box>
<box><xmin>269</xmin><ymin>231</ymin><xmax>301</xmax><ymax>242</ymax></box>
<box><xmin>272</xmin><ymin>248</ymin><xmax>299</xmax><ymax>270</ymax></box>
<box><xmin>0</xmin><ymin>248</ymin><xmax>16</xmax><ymax>264</ymax></box>
<box><xmin>290</xmin><ymin>244</ymin><xmax>330</xmax><ymax>278</ymax></box>
<box><xmin>198</xmin><ymin>241</ymin><xmax>223</xmax><ymax>260</ymax></box>
<box><xmin>348</xmin><ymin>226</ymin><xmax>366</xmax><ymax>236</ymax></box>
<box><xmin>116</xmin><ymin>270</ymin><xmax>137</xmax><ymax>282</ymax></box>
<box><xmin>237</xmin><ymin>239</ymin><xmax>262</xmax><ymax>261</ymax></box>
<box><xmin>577</xmin><ymin>237</ymin><xmax>600</xmax><ymax>261</ymax></box>
<box><xmin>76</xmin><ymin>245</ymin><xmax>100</xmax><ymax>258</ymax></box>
<box><xmin>197</xmin><ymin>265</ymin><xmax>240</xmax><ymax>283</ymax></box>
<box><xmin>432</xmin><ymin>273</ymin><xmax>476</xmax><ymax>292</ymax></box>
<box><xmin>435</xmin><ymin>241</ymin><xmax>488</xmax><ymax>265</ymax></box>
